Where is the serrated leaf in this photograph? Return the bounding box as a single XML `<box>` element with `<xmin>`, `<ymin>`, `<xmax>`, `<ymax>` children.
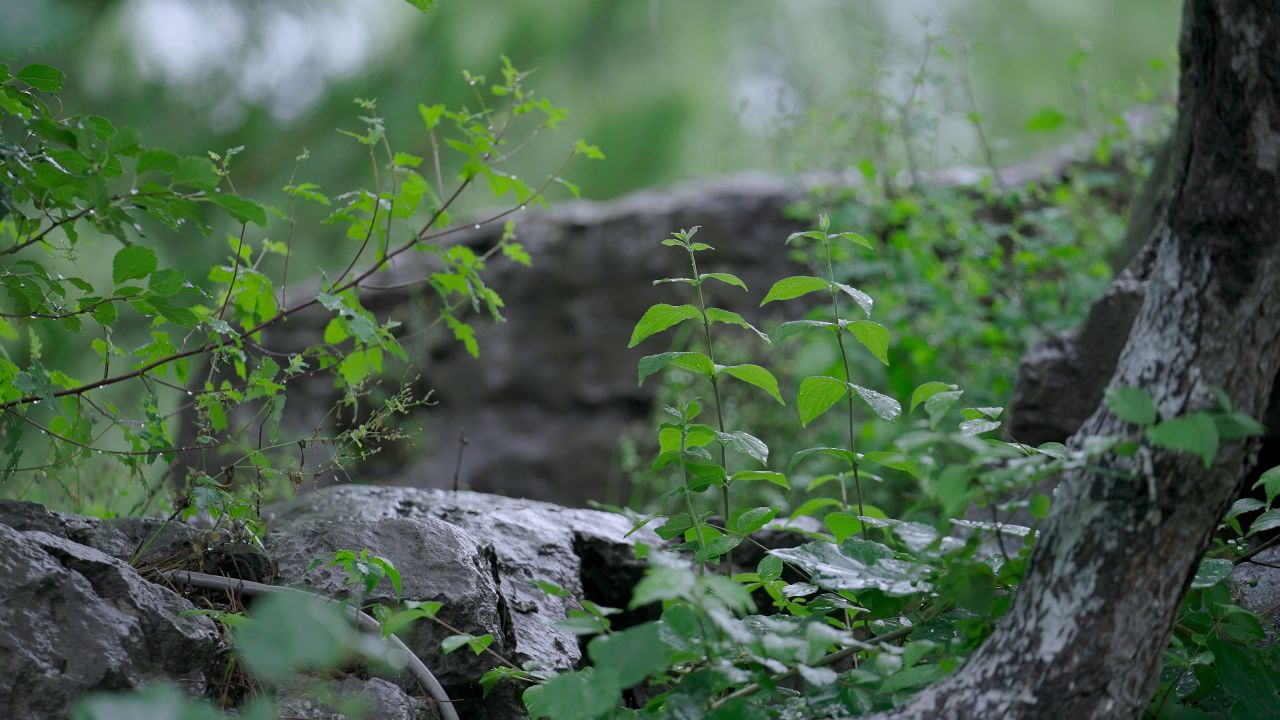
<box><xmin>1249</xmin><ymin>509</ymin><xmax>1280</xmax><ymax>536</ymax></box>
<box><xmin>852</xmin><ymin>384</ymin><xmax>901</xmax><ymax>421</ymax></box>
<box><xmin>719</xmin><ymin>364</ymin><xmax>784</xmax><ymax>404</ymax></box>
<box><xmin>1106</xmin><ymin>386</ymin><xmax>1156</xmax><ymax>426</ymax></box>
<box><xmin>829</xmin><ymin>231</ymin><xmax>873</xmax><ymax>249</ymax></box>
<box><xmin>785</xmin><ymin>230</ymin><xmax>826</xmax><ymax>245</ymax></box>
<box><xmin>910</xmin><ymin>382</ymin><xmax>956</xmax><ymax>413</ymax></box>
<box><xmin>696</xmin><ymin>535</ymin><xmax>743</xmax><ymax>560</ymax></box>
<box><xmin>771</xmin><ymin>319</ymin><xmax>837</xmax><ymax>344</ymax></box>
<box><xmin>17</xmin><ymin>64</ymin><xmax>64</xmax><ymax>93</ymax></box>
<box><xmin>706</xmin><ymin>308</ymin><xmax>769</xmax><ymax>342</ymax></box>
<box><xmin>833</xmin><ymin>282</ymin><xmax>874</xmax><ymax>317</ymax></box>
<box><xmin>628</xmin><ymin>303</ymin><xmax>701</xmax><ymax>347</ymax></box>
<box><xmin>715</xmin><ymin>430</ymin><xmax>768</xmax><ymax>465</ymax></box>
<box><xmin>1191</xmin><ymin>558</ymin><xmax>1234</xmax><ymax>588</ymax></box>
<box><xmin>959</xmin><ymin>419</ymin><xmax>1001</xmax><ymax>436</ymax></box>
<box><xmin>760</xmin><ymin>276</ymin><xmax>829</xmax><ymax>306</ymax></box>
<box><xmin>700</xmin><ymin>272</ymin><xmax>747</xmax><ymax>291</ymax></box>
<box><xmin>797</xmin><ymin>376</ymin><xmax>848</xmax><ymax>426</ymax></box>
<box><xmin>209</xmin><ymin>194</ymin><xmax>268</xmax><ymax>226</ymax></box>
<box><xmin>769</xmin><ymin>539</ymin><xmax>931</xmax><ymax>596</ymax></box>
<box><xmin>112</xmin><ymin>246</ymin><xmax>157</xmax><ymax>284</ymax></box>
<box><xmin>924</xmin><ymin>389</ymin><xmax>964</xmax><ymax>428</ymax></box>
<box><xmin>1147</xmin><ymin>413</ymin><xmax>1219</xmax><ymax>468</ymax></box>
<box><xmin>846</xmin><ymin>320</ymin><xmax>889</xmax><ymax>365</ymax></box>
<box><xmin>637</xmin><ymin>352</ymin><xmax>715</xmax><ymax>384</ymax></box>
<box><xmin>789</xmin><ymin>446</ymin><xmax>858</xmax><ymax>471</ymax></box>
<box><xmin>148</xmin><ymin>269</ymin><xmax>185</xmax><ymax>297</ymax></box>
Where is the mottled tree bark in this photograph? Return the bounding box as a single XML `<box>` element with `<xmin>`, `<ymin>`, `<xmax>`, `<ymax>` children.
<box><xmin>879</xmin><ymin>2</ymin><xmax>1280</xmax><ymax>718</ymax></box>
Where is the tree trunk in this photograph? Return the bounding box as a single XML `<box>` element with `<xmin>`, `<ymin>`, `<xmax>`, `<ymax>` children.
<box><xmin>880</xmin><ymin>2</ymin><xmax>1280</xmax><ymax>718</ymax></box>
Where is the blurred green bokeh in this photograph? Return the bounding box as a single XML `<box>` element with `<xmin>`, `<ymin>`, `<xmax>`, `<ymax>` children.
<box><xmin>4</xmin><ymin>0</ymin><xmax>1180</xmax><ymax>203</ymax></box>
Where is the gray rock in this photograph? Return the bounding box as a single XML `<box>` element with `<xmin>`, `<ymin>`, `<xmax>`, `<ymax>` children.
<box><xmin>266</xmin><ymin>514</ymin><xmax>508</xmax><ymax>692</ymax></box>
<box><xmin>275</xmin><ymin>677</ymin><xmax>440</xmax><ymax>720</ymax></box>
<box><xmin>267</xmin><ymin>485</ymin><xmax>654</xmax><ymax>685</ymax></box>
<box><xmin>1231</xmin><ymin>548</ymin><xmax>1280</xmax><ymax>622</ymax></box>
<box><xmin>0</xmin><ymin>499</ymin><xmax>202</xmax><ymax>562</ymax></box>
<box><xmin>0</xmin><ymin>523</ymin><xmax>223</xmax><ymax>720</ymax></box>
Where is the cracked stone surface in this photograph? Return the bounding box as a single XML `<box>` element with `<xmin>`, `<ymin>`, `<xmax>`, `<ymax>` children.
<box><xmin>0</xmin><ymin>522</ymin><xmax>223</xmax><ymax>720</ymax></box>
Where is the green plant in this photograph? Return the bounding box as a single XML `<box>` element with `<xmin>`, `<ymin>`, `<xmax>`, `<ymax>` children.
<box><xmin>0</xmin><ymin>48</ymin><xmax>599</xmax><ymax>529</ymax></box>
<box><xmin>763</xmin><ymin>215</ymin><xmax>898</xmax><ymax>536</ymax></box>
<box><xmin>631</xmin><ymin>227</ymin><xmax>783</xmax><ymax>573</ymax></box>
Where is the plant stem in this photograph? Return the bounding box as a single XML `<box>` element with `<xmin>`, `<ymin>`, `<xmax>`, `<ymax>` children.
<box><xmin>823</xmin><ymin>238</ymin><xmax>867</xmax><ymax>539</ymax></box>
<box><xmin>688</xmin><ymin>248</ymin><xmax>732</xmax><ymax>576</ymax></box>
<box><xmin>680</xmin><ymin>425</ymin><xmax>707</xmax><ymax>577</ymax></box>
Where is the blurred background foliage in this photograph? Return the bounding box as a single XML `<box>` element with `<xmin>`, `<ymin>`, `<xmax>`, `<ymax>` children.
<box><xmin>5</xmin><ymin>0</ymin><xmax>1179</xmax><ymax>201</ymax></box>
<box><xmin>1</xmin><ymin>0</ymin><xmax>1182</xmax><ymax>515</ymax></box>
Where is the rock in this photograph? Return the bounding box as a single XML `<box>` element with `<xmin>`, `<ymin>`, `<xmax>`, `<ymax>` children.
<box><xmin>275</xmin><ymin>677</ymin><xmax>440</xmax><ymax>720</ymax></box>
<box><xmin>266</xmin><ymin>484</ymin><xmax>655</xmax><ymax>712</ymax></box>
<box><xmin>0</xmin><ymin>499</ymin><xmax>202</xmax><ymax>562</ymax></box>
<box><xmin>1231</xmin><ymin>548</ymin><xmax>1280</xmax><ymax>622</ymax></box>
<box><xmin>0</xmin><ymin>523</ymin><xmax>223</xmax><ymax>720</ymax></box>
<box><xmin>1006</xmin><ymin>263</ymin><xmax>1148</xmax><ymax>446</ymax></box>
<box><xmin>266</xmin><ymin>514</ymin><xmax>508</xmax><ymax>692</ymax></box>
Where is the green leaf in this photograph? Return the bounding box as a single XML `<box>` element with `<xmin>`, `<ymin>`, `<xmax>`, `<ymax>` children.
<box><xmin>573</xmin><ymin>138</ymin><xmax>606</xmax><ymax>160</ymax></box>
<box><xmin>637</xmin><ymin>352</ymin><xmax>715</xmax><ymax>384</ymax></box>
<box><xmin>1147</xmin><ymin>413</ymin><xmax>1219</xmax><ymax>468</ymax></box>
<box><xmin>628</xmin><ymin>303</ymin><xmax>700</xmax><ymax>347</ymax></box>
<box><xmin>769</xmin><ymin>539</ymin><xmax>931</xmax><ymax>596</ymax></box>
<box><xmin>522</xmin><ymin>668</ymin><xmax>618</xmax><ymax>720</ymax></box>
<box><xmin>1249</xmin><ymin>509</ymin><xmax>1280</xmax><ymax>537</ymax></box>
<box><xmin>418</xmin><ymin>103</ymin><xmax>446</xmax><ymax>129</ymax></box>
<box><xmin>17</xmin><ymin>64</ymin><xmax>65</xmax><ymax>93</ymax></box>
<box><xmin>209</xmin><ymin>194</ymin><xmax>268</xmax><ymax>226</ymax></box>
<box><xmin>829</xmin><ymin>231</ymin><xmax>874</xmax><ymax>249</ymax></box>
<box><xmin>1254</xmin><ymin>466</ymin><xmax>1280</xmax><ymax>508</ymax></box>
<box><xmin>797</xmin><ymin>375</ymin><xmax>848</xmax><ymax>426</ymax></box>
<box><xmin>730</xmin><ymin>470</ymin><xmax>789</xmax><ymax>489</ymax></box>
<box><xmin>629</xmin><ymin>566</ymin><xmax>695</xmax><ymax>608</ymax></box>
<box><xmin>1106</xmin><ymin>387</ymin><xmax>1156</xmax><ymax>426</ymax></box>
<box><xmin>1191</xmin><ymin>558</ymin><xmax>1234</xmax><ymax>589</ymax></box>
<box><xmin>1026</xmin><ymin>107</ymin><xmax>1067</xmax><ymax>132</ymax></box>
<box><xmin>785</xmin><ymin>230</ymin><xmax>826</xmax><ymax>245</ymax></box>
<box><xmin>112</xmin><ymin>246</ymin><xmax>157</xmax><ymax>284</ymax></box>
<box><xmin>760</xmin><ymin>276</ymin><xmax>829</xmax><ymax>306</ymax></box>
<box><xmin>90</xmin><ymin>301</ymin><xmax>118</xmax><ymax>326</ymax></box>
<box><xmin>959</xmin><ymin>419</ymin><xmax>1001</xmax><ymax>436</ymax></box>
<box><xmin>771</xmin><ymin>319</ymin><xmax>836</xmax><ymax>344</ymax></box>
<box><xmin>825</xmin><ymin>512</ymin><xmax>863</xmax><ymax>543</ymax></box>
<box><xmin>401</xmin><ymin>0</ymin><xmax>436</xmax><ymax>11</ymax></box>
<box><xmin>846</xmin><ymin>320</ymin><xmax>889</xmax><ymax>365</ymax></box>
<box><xmin>148</xmin><ymin>269</ymin><xmax>185</xmax><ymax>297</ymax></box>
<box><xmin>833</xmin><ymin>282</ymin><xmax>874</xmax><ymax>317</ymax></box>
<box><xmin>715</xmin><ymin>430</ymin><xmax>768</xmax><ymax>464</ymax></box>
<box><xmin>700</xmin><ymin>272</ymin><xmax>747</xmax><ymax>291</ymax></box>
<box><xmin>587</xmin><ymin>622</ymin><xmax>668</xmax><ymax>688</ymax></box>
<box><xmin>706</xmin><ymin>308</ymin><xmax>769</xmax><ymax>342</ymax></box>
<box><xmin>734</xmin><ymin>506</ymin><xmax>778</xmax><ymax>535</ymax></box>
<box><xmin>789</xmin><ymin>446</ymin><xmax>857</xmax><ymax>471</ymax></box>
<box><xmin>910</xmin><ymin>382</ymin><xmax>956</xmax><ymax>413</ymax></box>
<box><xmin>719</xmin><ymin>364</ymin><xmax>784</xmax><ymax>404</ymax></box>
<box><xmin>696</xmin><ymin>534</ymin><xmax>742</xmax><ymax>560</ymax></box>
<box><xmin>852</xmin><ymin>384</ymin><xmax>901</xmax><ymax>422</ymax></box>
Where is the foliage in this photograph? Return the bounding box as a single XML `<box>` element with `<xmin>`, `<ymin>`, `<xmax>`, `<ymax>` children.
<box><xmin>0</xmin><ymin>54</ymin><xmax>598</xmax><ymax>530</ymax></box>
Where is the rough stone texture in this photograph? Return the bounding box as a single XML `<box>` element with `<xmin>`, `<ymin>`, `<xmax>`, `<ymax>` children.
<box><xmin>267</xmin><ymin>484</ymin><xmax>655</xmax><ymax>679</ymax></box>
<box><xmin>0</xmin><ymin>523</ymin><xmax>223</xmax><ymax>720</ymax></box>
<box><xmin>0</xmin><ymin>499</ymin><xmax>202</xmax><ymax>562</ymax></box>
<box><xmin>275</xmin><ymin>677</ymin><xmax>440</xmax><ymax>720</ymax></box>
<box><xmin>1231</xmin><ymin>548</ymin><xmax>1280</xmax><ymax>622</ymax></box>
<box><xmin>266</xmin><ymin>514</ymin><xmax>507</xmax><ymax>692</ymax></box>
